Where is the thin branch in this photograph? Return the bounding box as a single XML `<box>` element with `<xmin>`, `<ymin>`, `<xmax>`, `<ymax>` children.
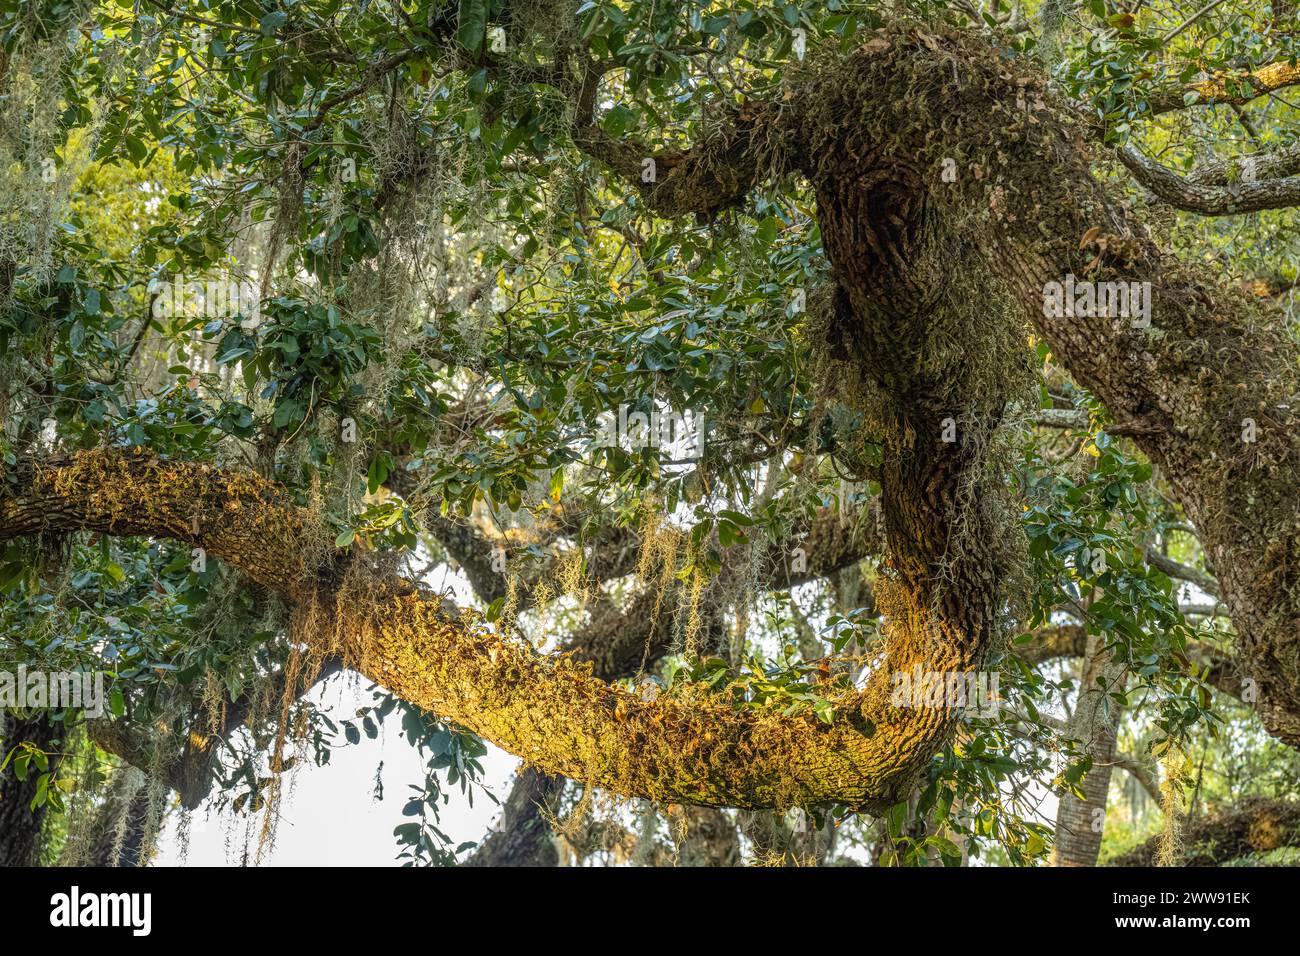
<box><xmin>1144</xmin><ymin>546</ymin><xmax>1219</xmax><ymax>598</ymax></box>
<box><xmin>1111</xmin><ymin>752</ymin><xmax>1161</xmax><ymax>802</ymax></box>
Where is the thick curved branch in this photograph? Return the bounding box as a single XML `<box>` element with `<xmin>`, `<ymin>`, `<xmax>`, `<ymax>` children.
<box><xmin>571</xmin><ymin>106</ymin><xmax>769</xmax><ymax>219</ymax></box>
<box><xmin>1185</xmin><ymin>140</ymin><xmax>1300</xmax><ymax>186</ymax></box>
<box><xmin>464</xmin><ymin>506</ymin><xmax>879</xmax><ymax>862</ymax></box>
<box><xmin>1</xmin><ymin>450</ymin><xmax>953</xmax><ymax>811</ymax></box>
<box><xmin>343</xmin><ymin>577</ymin><xmax>913</xmax><ymax>809</ymax></box>
<box><xmin>816</xmin><ymin>30</ymin><xmax>1300</xmax><ymax>746</ymax></box>
<box><xmin>0</xmin><ymin>452</ymin><xmax>313</xmax><ymax>597</ymax></box>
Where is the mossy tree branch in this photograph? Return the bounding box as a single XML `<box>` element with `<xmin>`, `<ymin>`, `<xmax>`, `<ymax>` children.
<box><xmin>1</xmin><ymin>449</ymin><xmax>975</xmax><ymax>812</ymax></box>
<box><xmin>562</xmin><ymin>27</ymin><xmax>1299</xmax><ymax>748</ymax></box>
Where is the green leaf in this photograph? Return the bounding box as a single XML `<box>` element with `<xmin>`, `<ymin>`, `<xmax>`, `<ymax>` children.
<box><xmin>394</xmin><ymin>822</ymin><xmax>421</xmax><ymax>841</ymax></box>
<box><xmin>466</xmin><ymin>67</ymin><xmax>488</xmax><ymax>98</ymax></box>
<box><xmin>260</xmin><ymin>11</ymin><xmax>288</xmax><ymax>36</ymax></box>
<box><xmin>123</xmin><ymin>134</ymin><xmax>148</xmax><ymax>164</ymax></box>
<box><xmin>456</xmin><ymin>0</ymin><xmax>489</xmax><ymax>53</ymax></box>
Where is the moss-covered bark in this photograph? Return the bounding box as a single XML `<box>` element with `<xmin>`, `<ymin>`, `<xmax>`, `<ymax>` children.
<box><xmin>1</xmin><ymin>447</ymin><xmax>1001</xmax><ymax>812</ymax></box>
<box><xmin>610</xmin><ymin>26</ymin><xmax>1298</xmax><ymax>748</ymax></box>
<box><xmin>853</xmin><ymin>30</ymin><xmax>1300</xmax><ymax>747</ymax></box>
<box><xmin>8</xmin><ymin>29</ymin><xmax>1298</xmax><ymax>815</ymax></box>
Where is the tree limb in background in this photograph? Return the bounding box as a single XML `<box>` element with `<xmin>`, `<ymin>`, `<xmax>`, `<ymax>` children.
<box><xmin>1119</xmin><ymin>144</ymin><xmax>1300</xmax><ymax>214</ymax></box>
<box><xmin>1110</xmin><ymin>797</ymin><xmax>1300</xmax><ymax>865</ymax></box>
<box><xmin>1147</xmin><ymin>59</ymin><xmax>1300</xmax><ymax>114</ymax></box>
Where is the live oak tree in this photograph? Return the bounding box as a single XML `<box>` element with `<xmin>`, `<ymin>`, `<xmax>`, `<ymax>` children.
<box><xmin>1</xmin><ymin>0</ymin><xmax>1297</xmax><ymax>866</ymax></box>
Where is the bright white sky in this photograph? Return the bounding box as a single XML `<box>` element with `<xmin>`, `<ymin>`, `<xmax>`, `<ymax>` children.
<box><xmin>154</xmin><ymin>561</ymin><xmax>520</xmax><ymax>866</ymax></box>
<box><xmin>154</xmin><ymin>674</ymin><xmax>521</xmax><ymax>866</ymax></box>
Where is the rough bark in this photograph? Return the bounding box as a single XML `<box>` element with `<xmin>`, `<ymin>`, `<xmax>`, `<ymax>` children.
<box><xmin>462</xmin><ymin>767</ymin><xmax>562</xmax><ymax>867</ymax></box>
<box><xmin>568</xmin><ymin>20</ymin><xmax>1300</xmax><ymax>802</ymax></box>
<box><xmin>1146</xmin><ymin>58</ymin><xmax>1300</xmax><ymax>114</ymax></box>
<box><xmin>668</xmin><ymin>805</ymin><xmax>743</xmax><ymax>866</ymax></box>
<box><xmin>0</xmin><ymin>711</ymin><xmax>59</xmax><ymax>866</ymax></box>
<box><xmin>572</xmin><ymin>26</ymin><xmax>1300</xmax><ymax>748</ymax></box>
<box><xmin>1119</xmin><ymin>144</ymin><xmax>1300</xmax><ymax>215</ymax></box>
<box><xmin>460</xmin><ymin>508</ymin><xmax>876</xmax><ymax>862</ymax></box>
<box><xmin>465</xmin><ymin>525</ymin><xmax>879</xmax><ymax>863</ymax></box>
<box><xmin>4</xmin><ymin>29</ymin><xmax>1297</xmax><ymax>818</ymax></box>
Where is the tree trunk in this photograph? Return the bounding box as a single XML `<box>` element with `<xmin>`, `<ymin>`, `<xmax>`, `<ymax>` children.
<box><xmin>0</xmin><ymin>712</ymin><xmax>59</xmax><ymax>866</ymax></box>
<box><xmin>462</xmin><ymin>768</ymin><xmax>562</xmax><ymax>867</ymax></box>
<box><xmin>4</xmin><ymin>29</ymin><xmax>1299</xmax><ymax>816</ymax></box>
<box><xmin>783</xmin><ymin>28</ymin><xmax>1300</xmax><ymax>747</ymax></box>
<box><xmin>1053</xmin><ymin>634</ymin><xmax>1126</xmax><ymax>866</ymax></box>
